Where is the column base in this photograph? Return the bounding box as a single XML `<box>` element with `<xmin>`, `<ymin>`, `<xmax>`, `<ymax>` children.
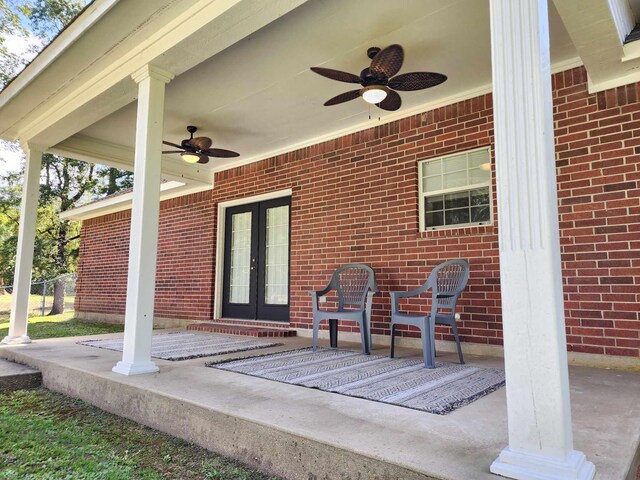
<box><xmin>491</xmin><ymin>447</ymin><xmax>595</xmax><ymax>480</ymax></box>
<box><xmin>112</xmin><ymin>360</ymin><xmax>159</xmax><ymax>376</ymax></box>
<box><xmin>1</xmin><ymin>335</ymin><xmax>32</xmax><ymax>345</ymax></box>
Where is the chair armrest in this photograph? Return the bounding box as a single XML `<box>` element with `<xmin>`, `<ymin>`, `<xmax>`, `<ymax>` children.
<box><xmin>391</xmin><ymin>284</ymin><xmax>430</xmax><ymax>299</ymax></box>
<box><xmin>310</xmin><ymin>285</ymin><xmax>332</xmax><ymax>298</ymax></box>
<box><xmin>309</xmin><ymin>287</ymin><xmax>333</xmax><ymax>313</ymax></box>
<box><xmin>365</xmin><ymin>290</ymin><xmax>376</xmax><ymax>318</ymax></box>
<box><xmin>390</xmin><ymin>284</ymin><xmax>431</xmax><ymax>314</ymax></box>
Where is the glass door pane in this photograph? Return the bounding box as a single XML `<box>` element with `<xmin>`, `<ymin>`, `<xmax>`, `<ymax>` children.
<box><xmin>229</xmin><ymin>212</ymin><xmax>252</xmax><ymax>304</ymax></box>
<box><xmin>264</xmin><ymin>205</ymin><xmax>289</xmax><ymax>305</ymax></box>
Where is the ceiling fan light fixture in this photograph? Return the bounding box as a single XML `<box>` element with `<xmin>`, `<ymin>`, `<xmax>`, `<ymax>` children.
<box><xmin>361</xmin><ymin>85</ymin><xmax>388</xmax><ymax>104</ymax></box>
<box><xmin>181</xmin><ymin>152</ymin><xmax>201</xmax><ymax>163</ymax></box>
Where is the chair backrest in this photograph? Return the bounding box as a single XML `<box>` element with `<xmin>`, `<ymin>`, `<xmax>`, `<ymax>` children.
<box><xmin>330</xmin><ymin>264</ymin><xmax>377</xmax><ymax>309</ymax></box>
<box><xmin>427</xmin><ymin>259</ymin><xmax>470</xmax><ymax>314</ymax></box>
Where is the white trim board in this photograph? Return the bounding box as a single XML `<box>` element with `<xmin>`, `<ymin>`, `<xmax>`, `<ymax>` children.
<box><xmin>213</xmin><ymin>188</ymin><xmax>293</xmax><ymax>320</ymax></box>
<box><xmin>60</xmin><ymin>182</ymin><xmax>213</xmax><ymax>221</ymax></box>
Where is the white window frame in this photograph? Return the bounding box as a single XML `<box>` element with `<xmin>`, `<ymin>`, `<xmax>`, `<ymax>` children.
<box><xmin>418</xmin><ymin>147</ymin><xmax>493</xmax><ymax>232</ymax></box>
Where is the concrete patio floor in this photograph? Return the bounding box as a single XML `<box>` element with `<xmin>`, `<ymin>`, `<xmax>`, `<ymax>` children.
<box><xmin>1</xmin><ymin>331</ymin><xmax>639</xmax><ymax>480</ymax></box>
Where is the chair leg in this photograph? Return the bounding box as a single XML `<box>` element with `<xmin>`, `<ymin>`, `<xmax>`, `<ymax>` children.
<box><xmin>312</xmin><ymin>318</ymin><xmax>319</xmax><ymax>352</ymax></box>
<box><xmin>329</xmin><ymin>319</ymin><xmax>338</xmax><ymax>348</ymax></box>
<box><xmin>451</xmin><ymin>323</ymin><xmax>465</xmax><ymax>364</ymax></box>
<box><xmin>423</xmin><ymin>319</ymin><xmax>436</xmax><ymax>369</ymax></box>
<box><xmin>389</xmin><ymin>323</ymin><xmax>396</xmax><ymax>359</ymax></box>
<box><xmin>429</xmin><ymin>318</ymin><xmax>437</xmax><ymax>367</ymax></box>
<box><xmin>359</xmin><ymin>320</ymin><xmax>369</xmax><ymax>355</ymax></box>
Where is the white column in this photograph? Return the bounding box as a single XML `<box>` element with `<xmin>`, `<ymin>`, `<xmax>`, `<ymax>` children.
<box><xmin>112</xmin><ymin>65</ymin><xmax>173</xmax><ymax>376</ymax></box>
<box><xmin>2</xmin><ymin>144</ymin><xmax>43</xmax><ymax>345</ymax></box>
<box><xmin>489</xmin><ymin>1</ymin><xmax>595</xmax><ymax>479</ymax></box>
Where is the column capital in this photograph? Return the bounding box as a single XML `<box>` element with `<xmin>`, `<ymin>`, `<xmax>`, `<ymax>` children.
<box><xmin>23</xmin><ymin>142</ymin><xmax>47</xmax><ymax>156</ymax></box>
<box><xmin>131</xmin><ymin>65</ymin><xmax>174</xmax><ymax>85</ymax></box>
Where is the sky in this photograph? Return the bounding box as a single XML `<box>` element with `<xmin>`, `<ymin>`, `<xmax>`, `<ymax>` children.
<box><xmin>0</xmin><ymin>141</ymin><xmax>25</xmax><ymax>175</ymax></box>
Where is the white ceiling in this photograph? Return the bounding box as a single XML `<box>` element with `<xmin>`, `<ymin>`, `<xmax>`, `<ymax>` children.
<box><xmin>78</xmin><ymin>0</ymin><xmax>578</xmax><ymax>172</ymax></box>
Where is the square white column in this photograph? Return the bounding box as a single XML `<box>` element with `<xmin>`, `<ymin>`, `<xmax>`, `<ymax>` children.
<box><xmin>2</xmin><ymin>144</ymin><xmax>43</xmax><ymax>345</ymax></box>
<box><xmin>112</xmin><ymin>65</ymin><xmax>173</xmax><ymax>376</ymax></box>
<box><xmin>489</xmin><ymin>1</ymin><xmax>595</xmax><ymax>479</ymax></box>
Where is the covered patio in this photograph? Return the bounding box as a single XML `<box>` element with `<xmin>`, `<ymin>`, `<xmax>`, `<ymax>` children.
<box><xmin>1</xmin><ymin>0</ymin><xmax>640</xmax><ymax>478</ymax></box>
<box><xmin>1</xmin><ymin>332</ymin><xmax>639</xmax><ymax>479</ymax></box>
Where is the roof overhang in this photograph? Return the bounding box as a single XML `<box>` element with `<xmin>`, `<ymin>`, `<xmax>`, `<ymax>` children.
<box><xmin>1</xmin><ymin>0</ymin><xmax>637</xmax><ymax>202</ymax></box>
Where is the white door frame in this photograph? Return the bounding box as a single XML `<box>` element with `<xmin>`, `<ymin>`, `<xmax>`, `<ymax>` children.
<box><xmin>213</xmin><ymin>188</ymin><xmax>293</xmax><ymax>320</ymax></box>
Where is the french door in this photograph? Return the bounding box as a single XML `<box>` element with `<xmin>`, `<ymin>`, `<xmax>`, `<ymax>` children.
<box><xmin>222</xmin><ymin>197</ymin><xmax>291</xmax><ymax>321</ymax></box>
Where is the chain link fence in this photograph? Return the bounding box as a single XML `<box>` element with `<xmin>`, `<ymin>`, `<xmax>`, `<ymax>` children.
<box><xmin>0</xmin><ymin>273</ymin><xmax>76</xmax><ymax>319</ymax></box>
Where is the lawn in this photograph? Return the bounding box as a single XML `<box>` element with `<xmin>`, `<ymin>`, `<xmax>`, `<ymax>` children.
<box><xmin>0</xmin><ymin>388</ymin><xmax>279</xmax><ymax>480</ymax></box>
<box><xmin>0</xmin><ymin>293</ymin><xmax>75</xmax><ymax>319</ymax></box>
<box><xmin>0</xmin><ymin>312</ymin><xmax>124</xmax><ymax>340</ymax></box>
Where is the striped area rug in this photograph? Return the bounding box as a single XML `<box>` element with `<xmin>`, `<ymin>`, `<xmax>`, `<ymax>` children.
<box><xmin>78</xmin><ymin>332</ymin><xmax>280</xmax><ymax>361</ymax></box>
<box><xmin>210</xmin><ymin>348</ymin><xmax>505</xmax><ymax>415</ymax></box>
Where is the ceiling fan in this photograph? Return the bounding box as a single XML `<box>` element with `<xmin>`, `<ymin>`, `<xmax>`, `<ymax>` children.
<box><xmin>162</xmin><ymin>126</ymin><xmax>239</xmax><ymax>164</ymax></box>
<box><xmin>310</xmin><ymin>44</ymin><xmax>446</xmax><ymax>111</ymax></box>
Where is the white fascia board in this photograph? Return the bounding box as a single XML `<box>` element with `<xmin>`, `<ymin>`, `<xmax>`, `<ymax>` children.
<box><xmin>50</xmin><ymin>135</ymin><xmax>214</xmax><ymax>185</ymax></box>
<box><xmin>17</xmin><ymin>0</ymin><xmax>309</xmax><ymax>146</ymax></box>
<box><xmin>0</xmin><ymin>0</ymin><xmax>119</xmax><ymax>111</ymax></box>
<box><xmin>60</xmin><ymin>181</ymin><xmax>213</xmax><ymax>221</ymax></box>
<box><xmin>588</xmin><ymin>68</ymin><xmax>640</xmax><ymax>92</ymax></box>
<box><xmin>622</xmin><ymin>39</ymin><xmax>640</xmax><ymax>61</ymax></box>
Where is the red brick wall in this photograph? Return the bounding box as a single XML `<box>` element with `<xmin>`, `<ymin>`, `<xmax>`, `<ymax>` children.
<box><xmin>76</xmin><ymin>191</ymin><xmax>216</xmax><ymax>320</ymax></box>
<box><xmin>554</xmin><ymin>68</ymin><xmax>640</xmax><ymax>357</ymax></box>
<box><xmin>75</xmin><ymin>67</ymin><xmax>640</xmax><ymax>357</ymax></box>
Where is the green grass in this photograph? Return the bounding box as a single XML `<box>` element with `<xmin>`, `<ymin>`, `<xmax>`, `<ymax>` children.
<box><xmin>0</xmin><ymin>313</ymin><xmax>125</xmax><ymax>340</ymax></box>
<box><xmin>0</xmin><ymin>388</ymin><xmax>279</xmax><ymax>480</ymax></box>
<box><xmin>0</xmin><ymin>294</ymin><xmax>75</xmax><ymax>319</ymax></box>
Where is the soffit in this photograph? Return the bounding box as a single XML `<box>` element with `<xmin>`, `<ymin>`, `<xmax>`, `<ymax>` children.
<box><xmin>74</xmin><ymin>0</ymin><xmax>577</xmax><ymax>173</ymax></box>
<box><xmin>0</xmin><ymin>0</ymin><xmax>580</xmax><ymax>175</ymax></box>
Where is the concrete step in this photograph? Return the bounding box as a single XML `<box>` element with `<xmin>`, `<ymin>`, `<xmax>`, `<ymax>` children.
<box><xmin>187</xmin><ymin>322</ymin><xmax>297</xmax><ymax>338</ymax></box>
<box><xmin>0</xmin><ymin>358</ymin><xmax>41</xmax><ymax>391</ymax></box>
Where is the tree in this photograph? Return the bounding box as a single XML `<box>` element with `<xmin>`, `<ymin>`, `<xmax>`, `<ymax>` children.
<box><xmin>17</xmin><ymin>0</ymin><xmax>84</xmax><ymax>41</ymax></box>
<box><xmin>0</xmin><ymin>0</ymin><xmax>31</xmax><ymax>88</ymax></box>
<box><xmin>40</xmin><ymin>153</ymin><xmax>95</xmax><ymax>313</ymax></box>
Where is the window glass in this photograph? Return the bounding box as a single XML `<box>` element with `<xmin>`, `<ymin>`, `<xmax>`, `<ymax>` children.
<box><xmin>419</xmin><ymin>149</ymin><xmax>492</xmax><ymax>230</ymax></box>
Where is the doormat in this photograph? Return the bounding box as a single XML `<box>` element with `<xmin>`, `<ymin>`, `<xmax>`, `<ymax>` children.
<box><xmin>78</xmin><ymin>332</ymin><xmax>281</xmax><ymax>361</ymax></box>
<box><xmin>208</xmin><ymin>348</ymin><xmax>505</xmax><ymax>415</ymax></box>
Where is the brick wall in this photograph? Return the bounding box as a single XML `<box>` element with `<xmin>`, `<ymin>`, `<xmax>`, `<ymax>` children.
<box><xmin>76</xmin><ymin>191</ymin><xmax>216</xmax><ymax>320</ymax></box>
<box><xmin>75</xmin><ymin>67</ymin><xmax>640</xmax><ymax>358</ymax></box>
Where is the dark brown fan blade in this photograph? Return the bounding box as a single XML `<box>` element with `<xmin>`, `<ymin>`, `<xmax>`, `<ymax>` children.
<box><xmin>162</xmin><ymin>150</ymin><xmax>184</xmax><ymax>154</ymax></box>
<box><xmin>201</xmin><ymin>148</ymin><xmax>240</xmax><ymax>158</ymax></box>
<box><xmin>310</xmin><ymin>67</ymin><xmax>361</xmax><ymax>84</ymax></box>
<box><xmin>378</xmin><ymin>89</ymin><xmax>401</xmax><ymax>111</ymax></box>
<box><xmin>324</xmin><ymin>89</ymin><xmax>360</xmax><ymax>106</ymax></box>
<box><xmin>189</xmin><ymin>136</ymin><xmax>212</xmax><ymax>150</ymax></box>
<box><xmin>370</xmin><ymin>44</ymin><xmax>404</xmax><ymax>78</ymax></box>
<box><xmin>388</xmin><ymin>72</ymin><xmax>447</xmax><ymax>91</ymax></box>
<box><xmin>162</xmin><ymin>140</ymin><xmax>183</xmax><ymax>149</ymax></box>
<box><xmin>197</xmin><ymin>155</ymin><xmax>210</xmax><ymax>164</ymax></box>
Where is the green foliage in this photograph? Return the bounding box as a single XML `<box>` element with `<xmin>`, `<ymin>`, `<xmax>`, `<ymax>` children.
<box><xmin>17</xmin><ymin>0</ymin><xmax>84</xmax><ymax>40</ymax></box>
<box><xmin>0</xmin><ymin>388</ymin><xmax>280</xmax><ymax>480</ymax></box>
<box><xmin>0</xmin><ymin>0</ymin><xmax>28</xmax><ymax>88</ymax></box>
<box><xmin>0</xmin><ymin>0</ymin><xmax>85</xmax><ymax>89</ymax></box>
<box><xmin>0</xmin><ymin>312</ymin><xmax>125</xmax><ymax>339</ymax></box>
<box><xmin>0</xmin><ymin>155</ymin><xmax>88</xmax><ymax>284</ymax></box>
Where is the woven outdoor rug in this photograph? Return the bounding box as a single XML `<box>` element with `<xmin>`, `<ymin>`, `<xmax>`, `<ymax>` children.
<box><xmin>78</xmin><ymin>332</ymin><xmax>280</xmax><ymax>361</ymax></box>
<box><xmin>209</xmin><ymin>348</ymin><xmax>505</xmax><ymax>415</ymax></box>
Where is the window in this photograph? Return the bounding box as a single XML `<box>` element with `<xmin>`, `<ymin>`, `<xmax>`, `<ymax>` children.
<box><xmin>418</xmin><ymin>148</ymin><xmax>492</xmax><ymax>231</ymax></box>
